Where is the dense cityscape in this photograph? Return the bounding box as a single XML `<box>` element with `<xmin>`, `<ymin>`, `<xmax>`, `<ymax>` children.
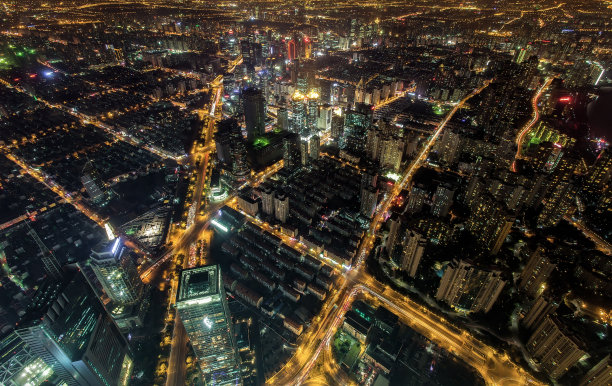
<box><xmin>0</xmin><ymin>0</ymin><xmax>611</xmax><ymax>385</ymax></box>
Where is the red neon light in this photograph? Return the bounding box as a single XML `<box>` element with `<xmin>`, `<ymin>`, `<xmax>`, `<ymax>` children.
<box><xmin>559</xmin><ymin>96</ymin><xmax>571</xmax><ymax>102</ymax></box>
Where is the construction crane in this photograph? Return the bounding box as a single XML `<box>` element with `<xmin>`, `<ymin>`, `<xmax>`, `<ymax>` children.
<box><xmin>24</xmin><ymin>215</ymin><xmax>63</xmax><ymax>280</ymax></box>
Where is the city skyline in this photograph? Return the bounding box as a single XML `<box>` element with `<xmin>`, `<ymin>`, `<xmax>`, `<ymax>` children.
<box><xmin>0</xmin><ymin>0</ymin><xmax>610</xmax><ymax>385</ymax></box>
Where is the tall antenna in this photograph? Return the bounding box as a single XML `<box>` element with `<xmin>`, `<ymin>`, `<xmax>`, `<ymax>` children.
<box><xmin>24</xmin><ymin>214</ymin><xmax>63</xmax><ymax>280</ymax></box>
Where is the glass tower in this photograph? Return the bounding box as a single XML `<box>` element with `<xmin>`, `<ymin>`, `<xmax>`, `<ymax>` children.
<box><xmin>15</xmin><ymin>269</ymin><xmax>133</xmax><ymax>386</ymax></box>
<box><xmin>176</xmin><ymin>265</ymin><xmax>241</xmax><ymax>385</ymax></box>
<box><xmin>89</xmin><ymin>238</ymin><xmax>143</xmax><ymax>306</ymax></box>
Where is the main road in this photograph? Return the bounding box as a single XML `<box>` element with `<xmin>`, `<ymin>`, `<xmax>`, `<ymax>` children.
<box><xmin>264</xmin><ymin>80</ymin><xmax>541</xmax><ymax>386</ymax></box>
<box><xmin>512</xmin><ymin>77</ymin><xmax>553</xmax><ymax>172</ymax></box>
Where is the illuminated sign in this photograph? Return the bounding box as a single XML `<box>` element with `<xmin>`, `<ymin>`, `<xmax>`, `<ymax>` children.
<box><xmin>559</xmin><ymin>96</ymin><xmax>572</xmax><ymax>103</ymax></box>
<box><xmin>211</xmin><ymin>219</ymin><xmax>228</xmax><ymax>232</ymax></box>
<box><xmin>111</xmin><ymin>238</ymin><xmax>121</xmax><ymax>255</ymax></box>
<box><xmin>104</xmin><ymin>223</ymin><xmax>116</xmax><ymax>240</ymax></box>
<box><xmin>203</xmin><ymin>317</ymin><xmax>213</xmax><ymax>329</ymax></box>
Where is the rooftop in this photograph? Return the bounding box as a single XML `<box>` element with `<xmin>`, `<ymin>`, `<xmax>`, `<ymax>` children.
<box><xmin>177</xmin><ymin>265</ymin><xmax>221</xmax><ymax>302</ymax></box>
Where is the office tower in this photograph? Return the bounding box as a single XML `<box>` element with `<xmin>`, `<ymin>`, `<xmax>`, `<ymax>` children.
<box><xmin>81</xmin><ymin>161</ymin><xmax>109</xmax><ymax>205</ymax></box>
<box><xmin>385</xmin><ymin>214</ymin><xmax>402</xmax><ymax>253</ymax></box>
<box><xmin>299</xmin><ymin>139</ymin><xmax>309</xmax><ymax>166</ymax></box>
<box><xmin>431</xmin><ymin>184</ymin><xmax>455</xmax><ymax>217</ymax></box>
<box><xmin>360</xmin><ymin>186</ymin><xmax>379</xmax><ymax>218</ymax></box>
<box><xmin>0</xmin><ymin>331</ymin><xmax>57</xmax><ymax>386</ymax></box>
<box><xmin>215</xmin><ymin>120</ymin><xmax>233</xmax><ymax>165</ymax></box>
<box><xmin>306</xmin><ymin>90</ymin><xmax>319</xmax><ymax>134</ymax></box>
<box><xmin>303</xmin><ymin>36</ymin><xmax>312</xmax><ymax>59</ymax></box>
<box><xmin>400</xmin><ymin>231</ymin><xmax>426</xmax><ymax>277</ymax></box>
<box><xmin>260</xmin><ymin>185</ymin><xmax>274</xmax><ymax>216</ymax></box>
<box><xmin>176</xmin><ymin>266</ymin><xmax>241</xmax><ymax>385</ymax></box>
<box><xmin>522</xmin><ymin>295</ymin><xmax>559</xmax><ymax>330</ymax></box>
<box><xmin>331</xmin><ymin>115</ymin><xmax>344</xmax><ymax>140</ymax></box>
<box><xmin>580</xmin><ymin>354</ymin><xmax>612</xmax><ymax>386</ymax></box>
<box><xmin>274</xmin><ymin>190</ymin><xmax>289</xmax><ymax>223</ymax></box>
<box><xmin>436</xmin><ymin>129</ymin><xmax>461</xmax><ymax>164</ymax></box>
<box><xmin>518</xmin><ymin>246</ymin><xmax>556</xmax><ymax>298</ymax></box>
<box><xmin>282</xmin><ymin>133</ymin><xmax>300</xmax><ymax>169</ymax></box>
<box><xmin>242</xmin><ymin>88</ymin><xmax>266</xmax><ymax>142</ymax></box>
<box><xmin>436</xmin><ymin>260</ymin><xmax>506</xmax><ymax>313</ymax></box>
<box><xmin>297</xmin><ymin>76</ymin><xmax>308</xmax><ymax>94</ymax></box>
<box><xmin>309</xmin><ymin>135</ymin><xmax>320</xmax><ymax>159</ymax></box>
<box><xmin>89</xmin><ymin>238</ymin><xmax>143</xmax><ymax>305</ymax></box>
<box><xmin>291</xmin><ymin>91</ymin><xmax>307</xmax><ymax>135</ymax></box>
<box><xmin>365</xmin><ymin>127</ymin><xmax>381</xmax><ymax>160</ymax></box>
<box><xmin>278</xmin><ymin>107</ymin><xmax>289</xmax><ymax>130</ymax></box>
<box><xmin>341</xmin><ymin>105</ymin><xmax>371</xmax><ymax>155</ymax></box>
<box><xmin>466</xmin><ymin>194</ymin><xmax>514</xmax><ymax>254</ymax></box>
<box><xmin>406</xmin><ymin>184</ymin><xmax>429</xmax><ymax>214</ymax></box>
<box><xmin>287</xmin><ymin>39</ymin><xmax>297</xmax><ymax>61</ymax></box>
<box><xmin>537</xmin><ymin>181</ymin><xmax>576</xmax><ymax>227</ymax></box>
<box><xmin>317</xmin><ymin>104</ymin><xmax>332</xmax><ymax>131</ymax></box>
<box><xmin>222</xmin><ymin>118</ymin><xmax>250</xmax><ymax>181</ymax></box>
<box><xmin>527</xmin><ymin>316</ymin><xmax>585</xmax><ymax>380</ymax></box>
<box><xmin>26</xmin><ymin>222</ymin><xmax>63</xmax><ymax>280</ymax></box>
<box><xmin>15</xmin><ymin>269</ymin><xmax>133</xmax><ymax>386</ymax></box>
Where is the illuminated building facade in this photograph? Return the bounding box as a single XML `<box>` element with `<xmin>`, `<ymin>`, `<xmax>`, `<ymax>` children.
<box><xmin>176</xmin><ymin>266</ymin><xmax>241</xmax><ymax>385</ymax></box>
<box><xmin>0</xmin><ymin>331</ymin><xmax>55</xmax><ymax>386</ymax></box>
<box><xmin>436</xmin><ymin>260</ymin><xmax>506</xmax><ymax>313</ymax></box>
<box><xmin>518</xmin><ymin>246</ymin><xmax>556</xmax><ymax>298</ymax></box>
<box><xmin>242</xmin><ymin>88</ymin><xmax>266</xmax><ymax>142</ymax></box>
<box><xmin>90</xmin><ymin>238</ymin><xmax>143</xmax><ymax>305</ymax></box>
<box><xmin>527</xmin><ymin>316</ymin><xmax>585</xmax><ymax>380</ymax></box>
<box><xmin>15</xmin><ymin>270</ymin><xmax>133</xmax><ymax>386</ymax></box>
<box><xmin>400</xmin><ymin>230</ymin><xmax>425</xmax><ymax>277</ymax></box>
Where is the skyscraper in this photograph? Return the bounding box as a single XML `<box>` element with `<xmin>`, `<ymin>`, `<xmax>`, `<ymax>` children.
<box><xmin>242</xmin><ymin>88</ymin><xmax>266</xmax><ymax>142</ymax></box>
<box><xmin>309</xmin><ymin>135</ymin><xmax>320</xmax><ymax>160</ymax></box>
<box><xmin>291</xmin><ymin>91</ymin><xmax>307</xmax><ymax>136</ymax></box>
<box><xmin>518</xmin><ymin>246</ymin><xmax>556</xmax><ymax>298</ymax></box>
<box><xmin>26</xmin><ymin>222</ymin><xmax>63</xmax><ymax>281</ymax></box>
<box><xmin>400</xmin><ymin>230</ymin><xmax>426</xmax><ymax>277</ymax></box>
<box><xmin>385</xmin><ymin>214</ymin><xmax>402</xmax><ymax>253</ymax></box>
<box><xmin>277</xmin><ymin>107</ymin><xmax>289</xmax><ymax>131</ymax></box>
<box><xmin>221</xmin><ymin>118</ymin><xmax>250</xmax><ymax>181</ymax></box>
<box><xmin>537</xmin><ymin>181</ymin><xmax>576</xmax><ymax>228</ymax></box>
<box><xmin>522</xmin><ymin>294</ymin><xmax>558</xmax><ymax>330</ymax></box>
<box><xmin>260</xmin><ymin>185</ymin><xmax>274</xmax><ymax>216</ymax></box>
<box><xmin>360</xmin><ymin>186</ymin><xmax>379</xmax><ymax>218</ymax></box>
<box><xmin>0</xmin><ymin>331</ymin><xmax>57</xmax><ymax>386</ymax></box>
<box><xmin>282</xmin><ymin>133</ymin><xmax>301</xmax><ymax>170</ymax></box>
<box><xmin>15</xmin><ymin>269</ymin><xmax>134</xmax><ymax>386</ymax></box>
<box><xmin>176</xmin><ymin>266</ymin><xmax>241</xmax><ymax>385</ymax></box>
<box><xmin>89</xmin><ymin>238</ymin><xmax>143</xmax><ymax>305</ymax></box>
<box><xmin>436</xmin><ymin>260</ymin><xmax>506</xmax><ymax>313</ymax></box>
<box><xmin>527</xmin><ymin>315</ymin><xmax>585</xmax><ymax>380</ymax></box>
<box><xmin>431</xmin><ymin>184</ymin><xmax>455</xmax><ymax>217</ymax></box>
<box><xmin>274</xmin><ymin>190</ymin><xmax>289</xmax><ymax>223</ymax></box>
<box><xmin>466</xmin><ymin>194</ymin><xmax>514</xmax><ymax>254</ymax></box>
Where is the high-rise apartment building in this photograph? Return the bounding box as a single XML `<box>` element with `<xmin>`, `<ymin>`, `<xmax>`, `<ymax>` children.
<box><xmin>309</xmin><ymin>135</ymin><xmax>320</xmax><ymax>160</ymax></box>
<box><xmin>436</xmin><ymin>260</ymin><xmax>506</xmax><ymax>313</ymax></box>
<box><xmin>527</xmin><ymin>316</ymin><xmax>585</xmax><ymax>380</ymax></box>
<box><xmin>400</xmin><ymin>231</ymin><xmax>426</xmax><ymax>277</ymax></box>
<box><xmin>176</xmin><ymin>266</ymin><xmax>241</xmax><ymax>385</ymax></box>
<box><xmin>360</xmin><ymin>186</ymin><xmax>379</xmax><ymax>218</ymax></box>
<box><xmin>518</xmin><ymin>246</ymin><xmax>556</xmax><ymax>298</ymax></box>
<box><xmin>580</xmin><ymin>354</ymin><xmax>612</xmax><ymax>386</ymax></box>
<box><xmin>522</xmin><ymin>295</ymin><xmax>558</xmax><ymax>330</ymax></box>
<box><xmin>260</xmin><ymin>185</ymin><xmax>274</xmax><ymax>216</ymax></box>
<box><xmin>466</xmin><ymin>194</ymin><xmax>514</xmax><ymax>254</ymax></box>
<box><xmin>385</xmin><ymin>214</ymin><xmax>402</xmax><ymax>253</ymax></box>
<box><xmin>15</xmin><ymin>269</ymin><xmax>133</xmax><ymax>386</ymax></box>
<box><xmin>537</xmin><ymin>181</ymin><xmax>576</xmax><ymax>228</ymax></box>
<box><xmin>431</xmin><ymin>184</ymin><xmax>455</xmax><ymax>217</ymax></box>
<box><xmin>274</xmin><ymin>190</ymin><xmax>289</xmax><ymax>223</ymax></box>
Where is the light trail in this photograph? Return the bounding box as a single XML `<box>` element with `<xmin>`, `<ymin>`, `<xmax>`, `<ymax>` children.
<box><xmin>512</xmin><ymin>77</ymin><xmax>554</xmax><ymax>172</ymax></box>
